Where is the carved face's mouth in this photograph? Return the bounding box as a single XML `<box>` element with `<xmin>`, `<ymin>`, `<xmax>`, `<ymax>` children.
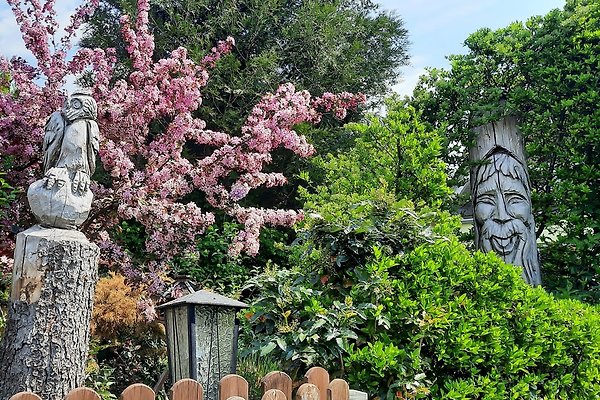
<box><xmin>490</xmin><ymin>234</ymin><xmax>520</xmax><ymax>256</ymax></box>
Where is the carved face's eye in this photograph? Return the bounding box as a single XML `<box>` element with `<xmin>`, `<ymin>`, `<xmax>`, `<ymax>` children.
<box><xmin>505</xmin><ymin>191</ymin><xmax>527</xmax><ymax>205</ymax></box>
<box><xmin>476</xmin><ymin>193</ymin><xmax>496</xmax><ymax>206</ymax></box>
<box><xmin>71</xmin><ymin>99</ymin><xmax>82</xmax><ymax>109</ymax></box>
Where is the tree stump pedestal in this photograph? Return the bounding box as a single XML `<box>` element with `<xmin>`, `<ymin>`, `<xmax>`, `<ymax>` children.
<box><xmin>0</xmin><ymin>225</ymin><xmax>99</xmax><ymax>400</ymax></box>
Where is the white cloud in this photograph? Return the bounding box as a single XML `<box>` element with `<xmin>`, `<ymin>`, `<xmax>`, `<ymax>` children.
<box><xmin>0</xmin><ymin>7</ymin><xmax>29</xmax><ymax>59</ymax></box>
<box><xmin>379</xmin><ymin>0</ymin><xmax>492</xmax><ymax>32</ymax></box>
<box><xmin>0</xmin><ymin>2</ymin><xmax>83</xmax><ymax>59</ymax></box>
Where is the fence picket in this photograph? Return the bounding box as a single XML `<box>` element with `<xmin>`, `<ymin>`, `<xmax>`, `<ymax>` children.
<box><xmin>9</xmin><ymin>393</ymin><xmax>41</xmax><ymax>400</ymax></box>
<box><xmin>170</xmin><ymin>379</ymin><xmax>203</xmax><ymax>400</ymax></box>
<box><xmin>296</xmin><ymin>384</ymin><xmax>319</xmax><ymax>400</ymax></box>
<box><xmin>121</xmin><ymin>383</ymin><xmax>155</xmax><ymax>400</ymax></box>
<box><xmin>64</xmin><ymin>387</ymin><xmax>101</xmax><ymax>400</ymax></box>
<box><xmin>226</xmin><ymin>396</ymin><xmax>246</xmax><ymax>400</ymax></box>
<box><xmin>219</xmin><ymin>374</ymin><xmax>248</xmax><ymax>400</ymax></box>
<box><xmin>305</xmin><ymin>367</ymin><xmax>329</xmax><ymax>400</ymax></box>
<box><xmin>5</xmin><ymin>366</ymin><xmax>359</xmax><ymax>400</ymax></box>
<box><xmin>327</xmin><ymin>379</ymin><xmax>349</xmax><ymax>400</ymax></box>
<box><xmin>261</xmin><ymin>371</ymin><xmax>292</xmax><ymax>400</ymax></box>
<box><xmin>261</xmin><ymin>389</ymin><xmax>286</xmax><ymax>400</ymax></box>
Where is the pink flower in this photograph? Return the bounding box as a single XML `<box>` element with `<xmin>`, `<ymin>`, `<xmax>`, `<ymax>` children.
<box><xmin>137</xmin><ymin>298</ymin><xmax>158</xmax><ymax>322</ymax></box>
<box><xmin>0</xmin><ymin>0</ymin><xmax>366</xmax><ymax>291</ymax></box>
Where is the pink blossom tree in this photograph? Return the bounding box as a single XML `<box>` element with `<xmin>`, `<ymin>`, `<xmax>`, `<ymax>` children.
<box><xmin>0</xmin><ymin>1</ymin><xmax>364</xmax><ymax>396</ymax></box>
<box><xmin>0</xmin><ymin>0</ymin><xmax>365</xmax><ymax>295</ymax></box>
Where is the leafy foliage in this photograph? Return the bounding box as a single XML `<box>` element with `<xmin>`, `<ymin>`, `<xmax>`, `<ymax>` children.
<box><xmin>409</xmin><ymin>0</ymin><xmax>600</xmax><ymax>301</ymax></box>
<box><xmin>241</xmin><ymin>188</ymin><xmax>459</xmax><ymax>379</ymax></box>
<box><xmin>300</xmin><ymin>99</ymin><xmax>452</xmax><ymax>216</ymax></box>
<box><xmin>82</xmin><ymin>0</ymin><xmax>409</xmax><ymax>213</ymax></box>
<box><xmin>85</xmin><ymin>359</ymin><xmax>118</xmax><ymax>400</ymax></box>
<box><xmin>0</xmin><ymin>173</ymin><xmax>17</xmax><ymax>220</ymax></box>
<box><xmin>173</xmin><ymin>223</ymin><xmax>289</xmax><ymax>295</ymax></box>
<box><xmin>242</xmin><ymin>96</ymin><xmax>600</xmax><ymax>398</ymax></box>
<box><xmin>237</xmin><ymin>353</ymin><xmax>281</xmax><ymax>400</ymax></box>
<box><xmin>244</xmin><ymin>218</ymin><xmax>600</xmax><ymax>398</ymax></box>
<box><xmin>386</xmin><ymin>241</ymin><xmax>600</xmax><ymax>399</ymax></box>
<box><xmin>87</xmin><ymin>330</ymin><xmax>167</xmax><ymax>396</ymax></box>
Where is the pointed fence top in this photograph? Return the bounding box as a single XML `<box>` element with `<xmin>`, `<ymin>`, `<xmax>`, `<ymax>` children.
<box><xmin>157</xmin><ymin>290</ymin><xmax>248</xmax><ymax>310</ymax></box>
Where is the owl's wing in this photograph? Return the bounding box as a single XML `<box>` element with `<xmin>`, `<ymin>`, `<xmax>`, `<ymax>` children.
<box><xmin>86</xmin><ymin>120</ymin><xmax>100</xmax><ymax>175</ymax></box>
<box><xmin>43</xmin><ymin>111</ymin><xmax>65</xmax><ymax>174</ymax></box>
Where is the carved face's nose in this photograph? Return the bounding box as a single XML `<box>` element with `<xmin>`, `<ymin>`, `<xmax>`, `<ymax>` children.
<box><xmin>492</xmin><ymin>195</ymin><xmax>511</xmax><ymax>223</ymax></box>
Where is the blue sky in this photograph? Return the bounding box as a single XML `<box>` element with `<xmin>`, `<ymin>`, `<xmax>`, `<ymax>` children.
<box><xmin>0</xmin><ymin>0</ymin><xmax>565</xmax><ymax>95</ymax></box>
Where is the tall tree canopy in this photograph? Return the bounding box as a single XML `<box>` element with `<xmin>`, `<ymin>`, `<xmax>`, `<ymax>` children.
<box><xmin>410</xmin><ymin>0</ymin><xmax>600</xmax><ymax>301</ymax></box>
<box><xmin>80</xmin><ymin>0</ymin><xmax>410</xmax><ymax>279</ymax></box>
<box><xmin>83</xmin><ymin>0</ymin><xmax>409</xmax><ymax>133</ymax></box>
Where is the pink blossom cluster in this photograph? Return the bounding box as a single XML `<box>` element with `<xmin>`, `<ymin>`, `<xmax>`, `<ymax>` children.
<box><xmin>0</xmin><ymin>0</ymin><xmax>366</xmax><ymax>289</ymax></box>
<box><xmin>312</xmin><ymin>91</ymin><xmax>368</xmax><ymax>120</ymax></box>
<box><xmin>137</xmin><ymin>298</ymin><xmax>158</xmax><ymax>323</ymax></box>
<box><xmin>201</xmin><ymin>36</ymin><xmax>236</xmax><ymax>69</ymax></box>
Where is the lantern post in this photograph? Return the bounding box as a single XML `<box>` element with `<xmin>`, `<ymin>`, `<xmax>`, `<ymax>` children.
<box><xmin>158</xmin><ymin>290</ymin><xmax>248</xmax><ymax>399</ymax></box>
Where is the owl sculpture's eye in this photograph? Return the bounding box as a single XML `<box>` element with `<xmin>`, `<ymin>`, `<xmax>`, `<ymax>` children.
<box><xmin>71</xmin><ymin>99</ymin><xmax>83</xmax><ymax>109</ymax></box>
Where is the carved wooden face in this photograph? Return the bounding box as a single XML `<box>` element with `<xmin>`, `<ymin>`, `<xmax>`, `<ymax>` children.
<box><xmin>474</xmin><ymin>152</ymin><xmax>534</xmax><ymax>263</ymax></box>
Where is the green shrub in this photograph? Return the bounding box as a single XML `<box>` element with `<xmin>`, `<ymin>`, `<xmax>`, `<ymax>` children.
<box><xmin>0</xmin><ymin>171</ymin><xmax>18</xmax><ymax>219</ymax></box>
<box><xmin>237</xmin><ymin>353</ymin><xmax>281</xmax><ymax>400</ymax></box>
<box><xmin>378</xmin><ymin>239</ymin><xmax>600</xmax><ymax>399</ymax></box>
<box><xmin>174</xmin><ymin>222</ymin><xmax>289</xmax><ymax>295</ymax></box>
<box><xmin>87</xmin><ymin>324</ymin><xmax>167</xmax><ymax>397</ymax></box>
<box><xmin>243</xmin><ymin>230</ymin><xmax>600</xmax><ymax>399</ymax></box>
<box><xmin>240</xmin><ymin>194</ymin><xmax>452</xmax><ymax>380</ymax></box>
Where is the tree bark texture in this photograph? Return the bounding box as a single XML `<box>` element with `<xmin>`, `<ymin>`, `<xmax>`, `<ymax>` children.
<box><xmin>0</xmin><ymin>225</ymin><xmax>99</xmax><ymax>400</ymax></box>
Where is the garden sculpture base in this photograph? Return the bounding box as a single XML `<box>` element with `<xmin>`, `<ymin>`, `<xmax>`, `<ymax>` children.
<box><xmin>27</xmin><ymin>177</ymin><xmax>93</xmax><ymax>230</ymax></box>
<box><xmin>0</xmin><ymin>225</ymin><xmax>99</xmax><ymax>400</ymax></box>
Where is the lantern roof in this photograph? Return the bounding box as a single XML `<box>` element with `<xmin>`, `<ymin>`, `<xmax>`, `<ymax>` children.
<box><xmin>157</xmin><ymin>290</ymin><xmax>248</xmax><ymax>310</ymax></box>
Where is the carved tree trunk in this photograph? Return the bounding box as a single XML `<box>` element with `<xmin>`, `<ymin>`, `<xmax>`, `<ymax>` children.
<box><xmin>0</xmin><ymin>225</ymin><xmax>98</xmax><ymax>400</ymax></box>
<box><xmin>470</xmin><ymin>116</ymin><xmax>542</xmax><ymax>286</ymax></box>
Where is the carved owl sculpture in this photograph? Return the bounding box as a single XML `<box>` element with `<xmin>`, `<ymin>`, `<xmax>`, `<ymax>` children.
<box><xmin>42</xmin><ymin>91</ymin><xmax>99</xmax><ymax>195</ymax></box>
<box><xmin>27</xmin><ymin>90</ymin><xmax>100</xmax><ymax>229</ymax></box>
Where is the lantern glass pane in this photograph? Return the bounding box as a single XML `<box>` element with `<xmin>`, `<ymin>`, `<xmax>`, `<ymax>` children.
<box><xmin>194</xmin><ymin>306</ymin><xmax>236</xmax><ymax>400</ymax></box>
<box><xmin>165</xmin><ymin>306</ymin><xmax>191</xmax><ymax>381</ymax></box>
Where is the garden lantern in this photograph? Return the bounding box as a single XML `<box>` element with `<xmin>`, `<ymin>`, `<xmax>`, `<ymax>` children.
<box><xmin>158</xmin><ymin>290</ymin><xmax>248</xmax><ymax>400</ymax></box>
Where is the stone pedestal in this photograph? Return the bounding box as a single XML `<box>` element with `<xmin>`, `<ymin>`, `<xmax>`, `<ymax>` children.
<box><xmin>0</xmin><ymin>225</ymin><xmax>99</xmax><ymax>400</ymax></box>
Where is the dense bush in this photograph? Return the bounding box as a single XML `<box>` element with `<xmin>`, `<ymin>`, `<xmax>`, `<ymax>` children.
<box><xmin>240</xmin><ymin>192</ymin><xmax>457</xmax><ymax>380</ymax></box>
<box><xmin>242</xmin><ymin>200</ymin><xmax>600</xmax><ymax>399</ymax></box>
<box><xmin>353</xmin><ymin>240</ymin><xmax>600</xmax><ymax>399</ymax></box>
<box><xmin>88</xmin><ymin>274</ymin><xmax>167</xmax><ymax>397</ymax></box>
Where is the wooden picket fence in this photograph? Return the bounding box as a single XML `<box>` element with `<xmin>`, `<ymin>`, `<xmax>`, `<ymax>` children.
<box><xmin>8</xmin><ymin>367</ymin><xmax>353</xmax><ymax>400</ymax></box>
